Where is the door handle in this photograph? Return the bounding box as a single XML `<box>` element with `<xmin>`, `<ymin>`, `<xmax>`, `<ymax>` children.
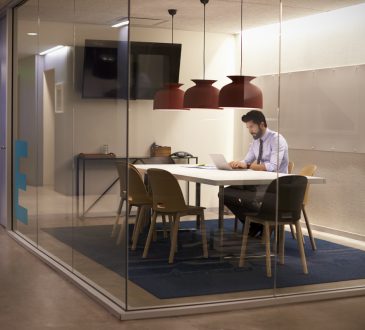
<box><xmin>0</xmin><ymin>146</ymin><xmax>6</xmax><ymax>150</ymax></box>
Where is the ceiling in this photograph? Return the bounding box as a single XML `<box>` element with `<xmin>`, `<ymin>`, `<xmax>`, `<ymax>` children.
<box><xmin>1</xmin><ymin>0</ymin><xmax>365</xmax><ymax>34</ymax></box>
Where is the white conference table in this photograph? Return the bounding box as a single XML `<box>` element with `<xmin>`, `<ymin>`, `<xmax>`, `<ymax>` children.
<box><xmin>135</xmin><ymin>164</ymin><xmax>326</xmax><ymax>228</ymax></box>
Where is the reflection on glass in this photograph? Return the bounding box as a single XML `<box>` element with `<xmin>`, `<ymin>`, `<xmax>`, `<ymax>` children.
<box><xmin>13</xmin><ymin>0</ymin><xmax>39</xmax><ymax>245</ymax></box>
<box><xmin>72</xmin><ymin>0</ymin><xmax>128</xmax><ymax>307</ymax></box>
<box><xmin>35</xmin><ymin>0</ymin><xmax>74</xmax><ymax>270</ymax></box>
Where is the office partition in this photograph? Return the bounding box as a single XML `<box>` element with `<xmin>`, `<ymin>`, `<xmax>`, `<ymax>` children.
<box><xmin>9</xmin><ymin>0</ymin><xmax>365</xmax><ymax>318</ymax></box>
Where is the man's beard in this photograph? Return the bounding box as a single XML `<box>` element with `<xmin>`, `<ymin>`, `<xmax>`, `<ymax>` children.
<box><xmin>251</xmin><ymin>127</ymin><xmax>264</xmax><ymax>140</ymax></box>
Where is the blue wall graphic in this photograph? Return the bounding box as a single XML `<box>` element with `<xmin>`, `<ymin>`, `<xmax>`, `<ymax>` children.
<box><xmin>14</xmin><ymin>140</ymin><xmax>28</xmax><ymax>224</ymax></box>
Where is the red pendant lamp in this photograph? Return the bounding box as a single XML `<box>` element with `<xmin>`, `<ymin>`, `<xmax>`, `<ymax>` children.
<box><xmin>219</xmin><ymin>0</ymin><xmax>263</xmax><ymax>109</ymax></box>
<box><xmin>153</xmin><ymin>9</ymin><xmax>187</xmax><ymax>110</ymax></box>
<box><xmin>183</xmin><ymin>0</ymin><xmax>220</xmax><ymax>110</ymax></box>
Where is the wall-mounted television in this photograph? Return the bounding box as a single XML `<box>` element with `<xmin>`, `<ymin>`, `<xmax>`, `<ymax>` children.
<box><xmin>82</xmin><ymin>39</ymin><xmax>182</xmax><ymax>99</ymax></box>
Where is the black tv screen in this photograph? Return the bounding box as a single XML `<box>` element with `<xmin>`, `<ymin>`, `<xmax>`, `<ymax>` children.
<box><xmin>82</xmin><ymin>40</ymin><xmax>182</xmax><ymax>99</ymax></box>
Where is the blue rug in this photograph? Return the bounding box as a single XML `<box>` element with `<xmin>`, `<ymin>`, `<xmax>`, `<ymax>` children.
<box><xmin>43</xmin><ymin>219</ymin><xmax>365</xmax><ymax>299</ymax></box>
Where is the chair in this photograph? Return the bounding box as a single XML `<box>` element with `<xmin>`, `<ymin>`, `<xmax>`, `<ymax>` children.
<box><xmin>112</xmin><ymin>162</ymin><xmax>152</xmax><ymax>248</ymax></box>
<box><xmin>299</xmin><ymin>164</ymin><xmax>318</xmax><ymax>251</ymax></box>
<box><xmin>143</xmin><ymin>168</ymin><xmax>208</xmax><ymax>263</ymax></box>
<box><xmin>239</xmin><ymin>175</ymin><xmax>308</xmax><ymax>277</ymax></box>
<box><xmin>234</xmin><ymin>160</ymin><xmax>296</xmax><ymax>234</ymax></box>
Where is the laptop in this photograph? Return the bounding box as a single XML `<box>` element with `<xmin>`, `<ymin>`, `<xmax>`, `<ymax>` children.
<box><xmin>209</xmin><ymin>154</ymin><xmax>247</xmax><ymax>171</ymax></box>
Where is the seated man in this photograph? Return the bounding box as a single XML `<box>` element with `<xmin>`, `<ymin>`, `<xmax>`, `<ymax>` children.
<box><xmin>223</xmin><ymin>110</ymin><xmax>289</xmax><ymax>237</ymax></box>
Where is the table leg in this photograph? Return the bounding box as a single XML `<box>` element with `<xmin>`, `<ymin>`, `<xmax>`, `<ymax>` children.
<box><xmin>76</xmin><ymin>157</ymin><xmax>80</xmax><ymax>218</ymax></box>
<box><xmin>218</xmin><ymin>185</ymin><xmax>224</xmax><ymax>229</ymax></box>
<box><xmin>195</xmin><ymin>182</ymin><xmax>201</xmax><ymax>206</ymax></box>
<box><xmin>196</xmin><ymin>183</ymin><xmax>201</xmax><ymax>228</ymax></box>
<box><xmin>82</xmin><ymin>159</ymin><xmax>86</xmax><ymax>217</ymax></box>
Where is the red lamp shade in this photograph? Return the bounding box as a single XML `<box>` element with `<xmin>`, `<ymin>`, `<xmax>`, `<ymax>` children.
<box><xmin>183</xmin><ymin>79</ymin><xmax>220</xmax><ymax>109</ymax></box>
<box><xmin>219</xmin><ymin>76</ymin><xmax>263</xmax><ymax>109</ymax></box>
<box><xmin>153</xmin><ymin>83</ymin><xmax>187</xmax><ymax>110</ymax></box>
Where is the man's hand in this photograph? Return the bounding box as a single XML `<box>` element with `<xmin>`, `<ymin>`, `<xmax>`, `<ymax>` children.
<box><xmin>229</xmin><ymin>161</ymin><xmax>247</xmax><ymax>169</ymax></box>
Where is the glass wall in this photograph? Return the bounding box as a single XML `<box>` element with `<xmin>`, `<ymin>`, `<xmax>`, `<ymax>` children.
<box><xmin>11</xmin><ymin>0</ymin><xmax>365</xmax><ymax>316</ymax></box>
<box><xmin>125</xmin><ymin>0</ymin><xmax>281</xmax><ymax>310</ymax></box>
<box><xmin>13</xmin><ymin>0</ymin><xmax>129</xmax><ymax>307</ymax></box>
<box><xmin>276</xmin><ymin>0</ymin><xmax>365</xmax><ymax>295</ymax></box>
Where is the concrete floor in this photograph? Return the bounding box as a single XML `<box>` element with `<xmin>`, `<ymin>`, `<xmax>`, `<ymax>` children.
<box><xmin>1</xmin><ymin>226</ymin><xmax>365</xmax><ymax>330</ymax></box>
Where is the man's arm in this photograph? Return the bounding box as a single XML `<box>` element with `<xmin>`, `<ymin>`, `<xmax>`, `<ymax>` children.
<box><xmin>229</xmin><ymin>142</ymin><xmax>256</xmax><ymax>169</ymax></box>
<box><xmin>263</xmin><ymin>135</ymin><xmax>288</xmax><ymax>172</ymax></box>
<box><xmin>250</xmin><ymin>161</ymin><xmax>266</xmax><ymax>171</ymax></box>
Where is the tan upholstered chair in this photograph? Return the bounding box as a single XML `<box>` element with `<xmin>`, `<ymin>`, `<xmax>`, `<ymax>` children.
<box><xmin>112</xmin><ymin>162</ymin><xmax>152</xmax><ymax>248</ymax></box>
<box><xmin>143</xmin><ymin>168</ymin><xmax>208</xmax><ymax>263</ymax></box>
<box><xmin>239</xmin><ymin>175</ymin><xmax>308</xmax><ymax>277</ymax></box>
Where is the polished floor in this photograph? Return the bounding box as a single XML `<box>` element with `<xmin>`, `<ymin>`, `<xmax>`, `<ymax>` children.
<box><xmin>1</xmin><ymin>226</ymin><xmax>365</xmax><ymax>330</ymax></box>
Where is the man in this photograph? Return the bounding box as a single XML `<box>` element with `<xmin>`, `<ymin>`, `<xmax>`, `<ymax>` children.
<box><xmin>223</xmin><ymin>110</ymin><xmax>289</xmax><ymax>237</ymax></box>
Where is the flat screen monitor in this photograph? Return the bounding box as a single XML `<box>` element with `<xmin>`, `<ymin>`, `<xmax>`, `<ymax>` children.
<box><xmin>82</xmin><ymin>40</ymin><xmax>182</xmax><ymax>99</ymax></box>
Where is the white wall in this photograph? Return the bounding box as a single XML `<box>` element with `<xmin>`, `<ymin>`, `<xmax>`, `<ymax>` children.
<box><xmin>243</xmin><ymin>3</ymin><xmax>365</xmax><ymax>74</ymax></box>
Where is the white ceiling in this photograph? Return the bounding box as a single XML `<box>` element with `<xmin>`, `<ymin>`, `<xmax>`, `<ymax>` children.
<box><xmin>2</xmin><ymin>0</ymin><xmax>365</xmax><ymax>34</ymax></box>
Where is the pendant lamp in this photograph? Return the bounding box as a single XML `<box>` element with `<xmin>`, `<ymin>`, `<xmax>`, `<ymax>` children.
<box><xmin>183</xmin><ymin>0</ymin><xmax>220</xmax><ymax>109</ymax></box>
<box><xmin>153</xmin><ymin>9</ymin><xmax>187</xmax><ymax>110</ymax></box>
<box><xmin>219</xmin><ymin>0</ymin><xmax>263</xmax><ymax>109</ymax></box>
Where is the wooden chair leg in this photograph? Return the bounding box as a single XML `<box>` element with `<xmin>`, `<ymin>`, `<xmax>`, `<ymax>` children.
<box><xmin>142</xmin><ymin>211</ymin><xmax>157</xmax><ymax>258</ymax></box>
<box><xmin>279</xmin><ymin>224</ymin><xmax>285</xmax><ymax>264</ymax></box>
<box><xmin>239</xmin><ymin>219</ymin><xmax>251</xmax><ymax>267</ymax></box>
<box><xmin>152</xmin><ymin>215</ymin><xmax>158</xmax><ymax>242</ymax></box>
<box><xmin>169</xmin><ymin>215</ymin><xmax>180</xmax><ymax>264</ymax></box>
<box><xmin>116</xmin><ymin>215</ymin><xmax>127</xmax><ymax>246</ymax></box>
<box><xmin>264</xmin><ymin>222</ymin><xmax>272</xmax><ymax>277</ymax></box>
<box><xmin>131</xmin><ymin>206</ymin><xmax>142</xmax><ymax>244</ymax></box>
<box><xmin>111</xmin><ymin>198</ymin><xmax>124</xmax><ymax>237</ymax></box>
<box><xmin>169</xmin><ymin>215</ymin><xmax>174</xmax><ymax>242</ymax></box>
<box><xmin>162</xmin><ymin>214</ymin><xmax>168</xmax><ymax>238</ymax></box>
<box><xmin>290</xmin><ymin>224</ymin><xmax>305</xmax><ymax>246</ymax></box>
<box><xmin>234</xmin><ymin>217</ymin><xmax>238</xmax><ymax>232</ymax></box>
<box><xmin>295</xmin><ymin>221</ymin><xmax>308</xmax><ymax>274</ymax></box>
<box><xmin>131</xmin><ymin>205</ymin><xmax>145</xmax><ymax>251</ymax></box>
<box><xmin>289</xmin><ymin>224</ymin><xmax>296</xmax><ymax>239</ymax></box>
<box><xmin>302</xmin><ymin>205</ymin><xmax>317</xmax><ymax>251</ymax></box>
<box><xmin>199</xmin><ymin>212</ymin><xmax>208</xmax><ymax>258</ymax></box>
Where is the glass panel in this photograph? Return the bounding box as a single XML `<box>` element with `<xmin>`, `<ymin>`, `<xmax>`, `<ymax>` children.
<box><xmin>72</xmin><ymin>0</ymin><xmax>129</xmax><ymax>307</ymax></box>
<box><xmin>127</xmin><ymin>0</ymin><xmax>280</xmax><ymax>309</ymax></box>
<box><xmin>36</xmin><ymin>0</ymin><xmax>74</xmax><ymax>269</ymax></box>
<box><xmin>0</xmin><ymin>15</ymin><xmax>7</xmax><ymax>228</ymax></box>
<box><xmin>13</xmin><ymin>0</ymin><xmax>39</xmax><ymax>245</ymax></box>
<box><xmin>13</xmin><ymin>0</ymin><xmax>129</xmax><ymax>308</ymax></box>
<box><xmin>276</xmin><ymin>1</ymin><xmax>365</xmax><ymax>295</ymax></box>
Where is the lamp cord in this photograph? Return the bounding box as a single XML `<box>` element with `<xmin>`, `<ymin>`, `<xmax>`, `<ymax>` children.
<box><xmin>168</xmin><ymin>9</ymin><xmax>177</xmax><ymax>44</ymax></box>
<box><xmin>203</xmin><ymin>2</ymin><xmax>206</xmax><ymax>79</ymax></box>
<box><xmin>172</xmin><ymin>13</ymin><xmax>174</xmax><ymax>44</ymax></box>
<box><xmin>240</xmin><ymin>0</ymin><xmax>243</xmax><ymax>76</ymax></box>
